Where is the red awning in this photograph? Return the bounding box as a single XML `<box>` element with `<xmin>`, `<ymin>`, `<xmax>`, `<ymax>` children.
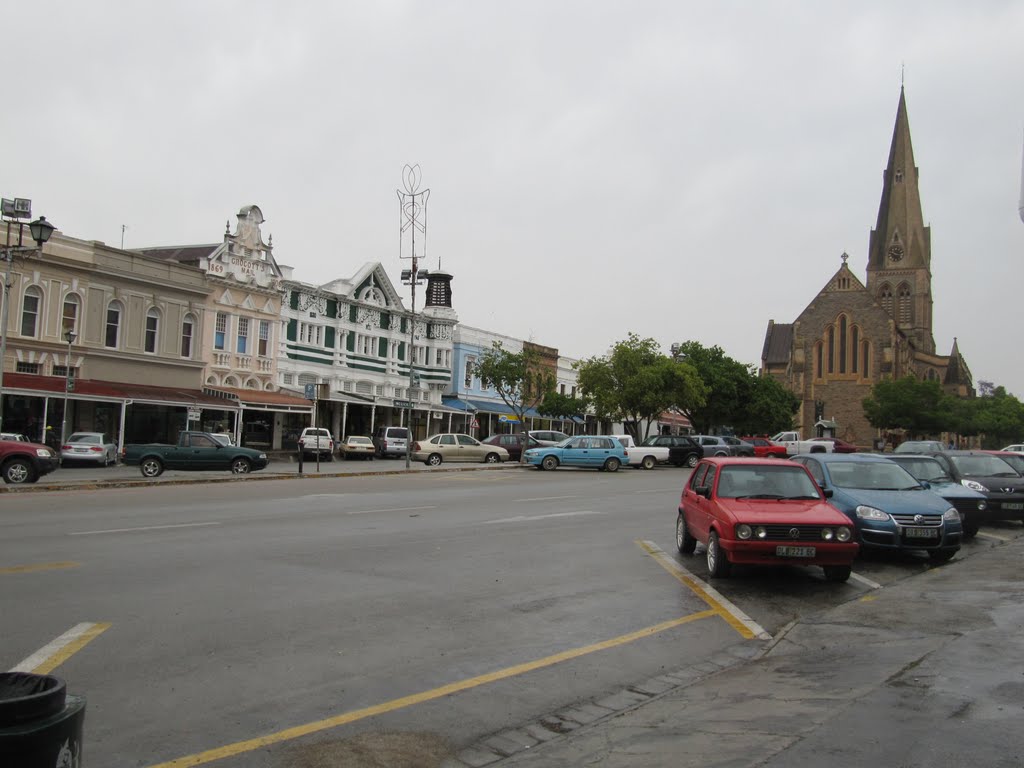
<box><xmin>2</xmin><ymin>373</ymin><xmax>233</xmax><ymax>408</ymax></box>
<box><xmin>658</xmin><ymin>411</ymin><xmax>692</xmax><ymax>429</ymax></box>
<box><xmin>202</xmin><ymin>386</ymin><xmax>313</xmax><ymax>413</ymax></box>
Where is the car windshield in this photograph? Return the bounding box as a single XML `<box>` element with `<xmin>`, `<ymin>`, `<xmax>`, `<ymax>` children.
<box><xmin>825</xmin><ymin>461</ymin><xmax>920</xmax><ymax>490</ymax></box>
<box><xmin>554</xmin><ymin>438</ymin><xmax>573</xmax><ymax>447</ymax></box>
<box><xmin>640</xmin><ymin>436</ymin><xmax>661</xmax><ymax>446</ymax></box>
<box><xmin>889</xmin><ymin>457</ymin><xmax>951</xmax><ymax>483</ymax></box>
<box><xmin>996</xmin><ymin>454</ymin><xmax>1024</xmax><ymax>473</ymax></box>
<box><xmin>949</xmin><ymin>454</ymin><xmax>1020</xmax><ymax>478</ymax></box>
<box><xmin>715</xmin><ymin>465</ymin><xmax>821</xmax><ymax>499</ymax></box>
<box><xmin>349</xmin><ymin>437</ymin><xmax>372</xmax><ymax>445</ymax></box>
<box><xmin>893</xmin><ymin>441</ymin><xmax>941</xmax><ymax>453</ymax></box>
<box><xmin>68</xmin><ymin>433</ymin><xmax>100</xmax><ymax>444</ymax></box>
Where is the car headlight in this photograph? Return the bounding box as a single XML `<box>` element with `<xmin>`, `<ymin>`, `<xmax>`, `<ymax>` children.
<box><xmin>820</xmin><ymin>528</ymin><xmax>834</xmax><ymax>541</ymax></box>
<box><xmin>836</xmin><ymin>526</ymin><xmax>852</xmax><ymax>542</ymax></box>
<box><xmin>943</xmin><ymin>507</ymin><xmax>960</xmax><ymax>522</ymax></box>
<box><xmin>258</xmin><ymin>453</ymin><xmax>267</xmax><ymax>459</ymax></box>
<box><xmin>736</xmin><ymin>524</ymin><xmax>752</xmax><ymax>540</ymax></box>
<box><xmin>977</xmin><ymin>500</ymin><xmax>987</xmax><ymax>511</ymax></box>
<box><xmin>855</xmin><ymin>505</ymin><xmax>890</xmax><ymax>521</ymax></box>
<box><xmin>962</xmin><ymin>479</ymin><xmax>988</xmax><ymax>492</ymax></box>
<box><xmin>35</xmin><ymin>448</ymin><xmax>52</xmax><ymax>458</ymax></box>
<box><xmin>754</xmin><ymin>526</ymin><xmax>767</xmax><ymax>539</ymax></box>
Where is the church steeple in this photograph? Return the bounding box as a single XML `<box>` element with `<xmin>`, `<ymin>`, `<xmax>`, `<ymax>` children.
<box><xmin>866</xmin><ymin>86</ymin><xmax>935</xmax><ymax>354</ymax></box>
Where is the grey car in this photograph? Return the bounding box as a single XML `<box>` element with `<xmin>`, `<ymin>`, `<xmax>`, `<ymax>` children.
<box><xmin>721</xmin><ymin>436</ymin><xmax>755</xmax><ymax>457</ymax></box>
<box><xmin>691</xmin><ymin>435</ymin><xmax>737</xmax><ymax>457</ymax></box>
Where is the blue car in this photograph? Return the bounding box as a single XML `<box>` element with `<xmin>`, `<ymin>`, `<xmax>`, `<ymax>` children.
<box><xmin>885</xmin><ymin>454</ymin><xmax>988</xmax><ymax>539</ymax></box>
<box><xmin>523</xmin><ymin>435</ymin><xmax>628</xmax><ymax>472</ymax></box>
<box><xmin>792</xmin><ymin>453</ymin><xmax>962</xmax><ymax>563</ymax></box>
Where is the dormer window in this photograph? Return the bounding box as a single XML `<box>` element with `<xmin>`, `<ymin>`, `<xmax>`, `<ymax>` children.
<box><xmin>894</xmin><ymin>169</ymin><xmax>904</xmax><ymax>183</ymax></box>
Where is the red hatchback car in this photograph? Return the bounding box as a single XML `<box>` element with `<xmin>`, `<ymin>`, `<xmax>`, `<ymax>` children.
<box><xmin>676</xmin><ymin>457</ymin><xmax>859</xmax><ymax>582</ymax></box>
<box><xmin>740</xmin><ymin>436</ymin><xmax>788</xmax><ymax>458</ymax></box>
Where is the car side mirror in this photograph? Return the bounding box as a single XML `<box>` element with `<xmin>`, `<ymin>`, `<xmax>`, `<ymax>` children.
<box><xmin>919</xmin><ymin>480</ymin><xmax>931</xmax><ymax>489</ymax></box>
<box><xmin>822</xmin><ymin>488</ymin><xmax>833</xmax><ymax>498</ymax></box>
<box><xmin>696</xmin><ymin>485</ymin><xmax>711</xmax><ymax>499</ymax></box>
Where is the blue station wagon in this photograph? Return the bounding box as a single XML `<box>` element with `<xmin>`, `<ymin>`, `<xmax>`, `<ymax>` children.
<box><xmin>523</xmin><ymin>435</ymin><xmax>628</xmax><ymax>472</ymax></box>
<box><xmin>792</xmin><ymin>453</ymin><xmax>962</xmax><ymax>563</ymax></box>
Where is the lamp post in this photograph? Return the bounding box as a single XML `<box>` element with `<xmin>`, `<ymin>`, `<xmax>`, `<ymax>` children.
<box><xmin>0</xmin><ymin>202</ymin><xmax>56</xmax><ymax>435</ymax></box>
<box><xmin>60</xmin><ymin>328</ymin><xmax>77</xmax><ymax>444</ymax></box>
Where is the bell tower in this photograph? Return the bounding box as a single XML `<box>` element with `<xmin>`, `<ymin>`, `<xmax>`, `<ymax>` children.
<box><xmin>865</xmin><ymin>87</ymin><xmax>935</xmax><ymax>353</ymax></box>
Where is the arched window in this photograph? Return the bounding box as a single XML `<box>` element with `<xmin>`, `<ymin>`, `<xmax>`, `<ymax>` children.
<box><xmin>838</xmin><ymin>315</ymin><xmax>848</xmax><ymax>374</ymax></box>
<box><xmin>181</xmin><ymin>313</ymin><xmax>196</xmax><ymax>358</ymax></box>
<box><xmin>223</xmin><ymin>375</ymin><xmax>239</xmax><ymax>387</ymax></box>
<box><xmin>62</xmin><ymin>293</ymin><xmax>81</xmax><ymax>336</ymax></box>
<box><xmin>862</xmin><ymin>340</ymin><xmax>870</xmax><ymax>378</ymax></box>
<box><xmin>815</xmin><ymin>341</ymin><xmax>823</xmax><ymax>379</ymax></box>
<box><xmin>20</xmin><ymin>286</ymin><xmax>42</xmax><ymax>337</ymax></box>
<box><xmin>827</xmin><ymin>327</ymin><xmax>835</xmax><ymax>374</ymax></box>
<box><xmin>145</xmin><ymin>308</ymin><xmax>160</xmax><ymax>353</ymax></box>
<box><xmin>879</xmin><ymin>285</ymin><xmax>893</xmax><ymax>315</ymax></box>
<box><xmin>851</xmin><ymin>327</ymin><xmax>859</xmax><ymax>373</ymax></box>
<box><xmin>897</xmin><ymin>284</ymin><xmax>912</xmax><ymax>325</ymax></box>
<box><xmin>105</xmin><ymin>301</ymin><xmax>123</xmax><ymax>348</ymax></box>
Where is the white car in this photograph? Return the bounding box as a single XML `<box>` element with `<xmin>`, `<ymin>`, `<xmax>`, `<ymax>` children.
<box><xmin>1000</xmin><ymin>444</ymin><xmax>1024</xmax><ymax>454</ymax></box>
<box><xmin>612</xmin><ymin>434</ymin><xmax>671</xmax><ymax>470</ymax></box>
<box><xmin>60</xmin><ymin>432</ymin><xmax>118</xmax><ymax>466</ymax></box>
<box><xmin>1</xmin><ymin>432</ymin><xmax>30</xmax><ymax>442</ymax></box>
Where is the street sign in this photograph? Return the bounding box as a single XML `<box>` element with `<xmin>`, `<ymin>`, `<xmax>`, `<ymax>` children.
<box><xmin>499</xmin><ymin>414</ymin><xmax>519</xmax><ymax>423</ymax></box>
<box><xmin>394</xmin><ymin>399</ymin><xmax>413</xmax><ymax>408</ymax></box>
<box><xmin>187</xmin><ymin>406</ymin><xmax>201</xmax><ymax>421</ymax></box>
<box><xmin>470</xmin><ymin>419</ymin><xmax>479</xmax><ymax>429</ymax></box>
<box><xmin>304</xmin><ymin>383</ymin><xmax>316</xmax><ymax>400</ymax></box>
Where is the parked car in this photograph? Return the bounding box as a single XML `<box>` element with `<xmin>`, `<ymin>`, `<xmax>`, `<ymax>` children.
<box><xmin>0</xmin><ymin>432</ymin><xmax>30</xmax><ymax>442</ymax></box>
<box><xmin>340</xmin><ymin>435</ymin><xmax>375</xmax><ymax>460</ymax></box>
<box><xmin>791</xmin><ymin>453</ymin><xmax>962</xmax><ymax>563</ymax></box>
<box><xmin>527</xmin><ymin>430</ymin><xmax>570</xmax><ymax>446</ymax></box>
<box><xmin>655</xmin><ymin>435</ymin><xmax>704</xmax><ymax>468</ymax></box>
<box><xmin>918</xmin><ymin>450</ymin><xmax>1024</xmax><ymax>534</ymax></box>
<box><xmin>986</xmin><ymin>451</ymin><xmax>1024</xmax><ymax>475</ymax></box>
<box><xmin>886</xmin><ymin>454</ymin><xmax>989</xmax><ymax>539</ymax></box>
<box><xmin>613</xmin><ymin>434</ymin><xmax>671</xmax><ymax>470</ymax></box>
<box><xmin>373</xmin><ymin>426</ymin><xmax>410</xmax><ymax>458</ymax></box>
<box><xmin>999</xmin><ymin>443</ymin><xmax>1024</xmax><ymax>454</ymax></box>
<box><xmin>691</xmin><ymin>435</ymin><xmax>736</xmax><ymax>457</ymax></box>
<box><xmin>808</xmin><ymin>436</ymin><xmax>858</xmax><ymax>453</ymax></box>
<box><xmin>523</xmin><ymin>435</ymin><xmax>628</xmax><ymax>472</ymax></box>
<box><xmin>482</xmin><ymin>432</ymin><xmax>541</xmax><ymax>462</ymax></box>
<box><xmin>676</xmin><ymin>457</ymin><xmax>859</xmax><ymax>581</ymax></box>
<box><xmin>60</xmin><ymin>432</ymin><xmax>118</xmax><ymax>466</ymax></box>
<box><xmin>122</xmin><ymin>431</ymin><xmax>269</xmax><ymax>477</ymax></box>
<box><xmin>721</xmin><ymin>436</ymin><xmax>755</xmax><ymax>457</ymax></box>
<box><xmin>893</xmin><ymin>440</ymin><xmax>945</xmax><ymax>454</ymax></box>
<box><xmin>412</xmin><ymin>433</ymin><xmax>509</xmax><ymax>466</ymax></box>
<box><xmin>740</xmin><ymin>436</ymin><xmax>788</xmax><ymax>458</ymax></box>
<box><xmin>1</xmin><ymin>437</ymin><xmax>60</xmax><ymax>484</ymax></box>
<box><xmin>298</xmin><ymin>427</ymin><xmax>334</xmax><ymax>461</ymax></box>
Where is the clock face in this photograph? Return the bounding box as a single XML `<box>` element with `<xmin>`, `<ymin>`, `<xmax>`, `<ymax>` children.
<box><xmin>887</xmin><ymin>244</ymin><xmax>904</xmax><ymax>262</ymax></box>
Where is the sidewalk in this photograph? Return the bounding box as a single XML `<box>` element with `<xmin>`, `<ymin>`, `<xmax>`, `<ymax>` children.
<box><xmin>0</xmin><ymin>456</ymin><xmax>523</xmax><ymax>493</ymax></box>
<box><xmin>447</xmin><ymin>535</ymin><xmax>1024</xmax><ymax>767</ymax></box>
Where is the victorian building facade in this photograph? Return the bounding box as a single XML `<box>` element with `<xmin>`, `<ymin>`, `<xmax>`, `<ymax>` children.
<box><xmin>761</xmin><ymin>87</ymin><xmax>973</xmax><ymax>447</ymax></box>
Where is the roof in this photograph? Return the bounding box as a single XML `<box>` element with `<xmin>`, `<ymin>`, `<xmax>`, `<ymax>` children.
<box><xmin>761</xmin><ymin>323</ymin><xmax>793</xmax><ymax>366</ymax></box>
<box><xmin>202</xmin><ymin>386</ymin><xmax>313</xmax><ymax>412</ymax></box>
<box><xmin>2</xmin><ymin>373</ymin><xmax>231</xmax><ymax>408</ymax></box>
<box><xmin>135</xmin><ymin>244</ymin><xmax>220</xmax><ymax>266</ymax></box>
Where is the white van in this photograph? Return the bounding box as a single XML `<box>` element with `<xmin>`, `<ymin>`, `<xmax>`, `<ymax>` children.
<box><xmin>373</xmin><ymin>426</ymin><xmax>409</xmax><ymax>458</ymax></box>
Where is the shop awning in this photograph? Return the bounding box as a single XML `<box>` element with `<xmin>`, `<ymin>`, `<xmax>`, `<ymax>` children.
<box><xmin>202</xmin><ymin>386</ymin><xmax>313</xmax><ymax>414</ymax></box>
<box><xmin>446</xmin><ymin>397</ymin><xmax>543</xmax><ymax>420</ymax></box>
<box><xmin>658</xmin><ymin>411</ymin><xmax>692</xmax><ymax>429</ymax></box>
<box><xmin>3</xmin><ymin>373</ymin><xmax>233</xmax><ymax>409</ymax></box>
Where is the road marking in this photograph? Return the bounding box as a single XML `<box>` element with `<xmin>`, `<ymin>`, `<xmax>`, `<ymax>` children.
<box><xmin>848</xmin><ymin>571</ymin><xmax>883</xmax><ymax>590</ymax></box>
<box><xmin>515</xmin><ymin>495</ymin><xmax>580</xmax><ymax>502</ymax></box>
<box><xmin>0</xmin><ymin>561</ymin><xmax>80</xmax><ymax>575</ymax></box>
<box><xmin>976</xmin><ymin>531</ymin><xmax>1012</xmax><ymax>542</ymax></box>
<box><xmin>482</xmin><ymin>510</ymin><xmax>603</xmax><ymax>524</ymax></box>
<box><xmin>8</xmin><ymin>622</ymin><xmax>111</xmax><ymax>674</ymax></box>
<box><xmin>146</xmin><ymin>608</ymin><xmax>716</xmax><ymax>768</ymax></box>
<box><xmin>347</xmin><ymin>505</ymin><xmax>437</xmax><ymax>515</ymax></box>
<box><xmin>638</xmin><ymin>540</ymin><xmax>771</xmax><ymax>641</ymax></box>
<box><xmin>69</xmin><ymin>522</ymin><xmax>221</xmax><ymax>536</ymax></box>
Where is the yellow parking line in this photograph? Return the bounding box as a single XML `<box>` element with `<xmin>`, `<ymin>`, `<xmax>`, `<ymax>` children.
<box><xmin>0</xmin><ymin>561</ymin><xmax>80</xmax><ymax>575</ymax></box>
<box><xmin>147</xmin><ymin>609</ymin><xmax>716</xmax><ymax>768</ymax></box>
<box><xmin>9</xmin><ymin>622</ymin><xmax>111</xmax><ymax>674</ymax></box>
<box><xmin>638</xmin><ymin>539</ymin><xmax>772</xmax><ymax>640</ymax></box>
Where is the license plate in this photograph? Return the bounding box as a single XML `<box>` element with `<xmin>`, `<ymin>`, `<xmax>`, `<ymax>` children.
<box><xmin>1003</xmin><ymin>502</ymin><xmax>1024</xmax><ymax>511</ymax></box>
<box><xmin>776</xmin><ymin>546</ymin><xmax>816</xmax><ymax>557</ymax></box>
<box><xmin>904</xmin><ymin>527</ymin><xmax>938</xmax><ymax>539</ymax></box>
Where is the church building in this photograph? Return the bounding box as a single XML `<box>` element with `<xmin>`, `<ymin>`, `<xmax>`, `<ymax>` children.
<box><xmin>760</xmin><ymin>87</ymin><xmax>973</xmax><ymax>447</ymax></box>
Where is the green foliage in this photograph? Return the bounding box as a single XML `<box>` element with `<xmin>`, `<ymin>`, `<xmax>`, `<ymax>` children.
<box><xmin>862</xmin><ymin>376</ymin><xmax>953</xmax><ymax>436</ymax></box>
<box><xmin>575</xmin><ymin>333</ymin><xmax>706</xmax><ymax>441</ymax></box>
<box><xmin>473</xmin><ymin>343</ymin><xmax>549</xmax><ymax>429</ymax></box>
<box><xmin>538</xmin><ymin>391</ymin><xmax>586</xmax><ymax>420</ymax></box>
<box><xmin>730</xmin><ymin>374</ymin><xmax>802</xmax><ymax>436</ymax></box>
<box><xmin>971</xmin><ymin>389</ymin><xmax>1024</xmax><ymax>446</ymax></box>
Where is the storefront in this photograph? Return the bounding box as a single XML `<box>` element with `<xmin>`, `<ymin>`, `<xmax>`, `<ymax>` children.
<box><xmin>202</xmin><ymin>386</ymin><xmax>314</xmax><ymax>450</ymax></box>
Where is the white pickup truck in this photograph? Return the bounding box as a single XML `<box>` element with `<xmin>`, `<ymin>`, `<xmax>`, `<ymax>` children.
<box><xmin>770</xmin><ymin>431</ymin><xmax>833</xmax><ymax>456</ymax></box>
<box><xmin>298</xmin><ymin>427</ymin><xmax>335</xmax><ymax>461</ymax></box>
<box><xmin>613</xmin><ymin>434</ymin><xmax>671</xmax><ymax>470</ymax></box>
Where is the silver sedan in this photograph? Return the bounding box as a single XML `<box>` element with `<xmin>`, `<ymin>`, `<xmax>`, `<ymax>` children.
<box><xmin>60</xmin><ymin>432</ymin><xmax>118</xmax><ymax>466</ymax></box>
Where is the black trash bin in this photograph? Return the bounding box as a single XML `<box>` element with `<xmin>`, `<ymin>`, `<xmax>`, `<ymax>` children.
<box><xmin>0</xmin><ymin>672</ymin><xmax>86</xmax><ymax>766</ymax></box>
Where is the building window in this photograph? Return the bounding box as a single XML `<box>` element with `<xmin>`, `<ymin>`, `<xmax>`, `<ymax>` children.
<box><xmin>62</xmin><ymin>294</ymin><xmax>80</xmax><ymax>335</ymax></box>
<box><xmin>879</xmin><ymin>285</ymin><xmax>893</xmax><ymax>315</ymax></box>
<box><xmin>20</xmin><ymin>287</ymin><xmax>41</xmax><ymax>337</ymax></box>
<box><xmin>851</xmin><ymin>327</ymin><xmax>859</xmax><ymax>373</ymax></box>
<box><xmin>838</xmin><ymin>315</ymin><xmax>847</xmax><ymax>374</ymax></box>
<box><xmin>105</xmin><ymin>301</ymin><xmax>122</xmax><ymax>348</ymax></box>
<box><xmin>145</xmin><ymin>308</ymin><xmax>160</xmax><ymax>353</ymax></box>
<box><xmin>827</xmin><ymin>327</ymin><xmax>835</xmax><ymax>374</ymax></box>
<box><xmin>236</xmin><ymin>317</ymin><xmax>249</xmax><ymax>354</ymax></box>
<box><xmin>258</xmin><ymin>320</ymin><xmax>270</xmax><ymax>357</ymax></box>
<box><xmin>436</xmin><ymin>348</ymin><xmax>443</xmax><ymax>366</ymax></box>
<box><xmin>16</xmin><ymin>361</ymin><xmax>40</xmax><ymax>374</ymax></box>
<box><xmin>897</xmin><ymin>284</ymin><xmax>912</xmax><ymax>325</ymax></box>
<box><xmin>215</xmin><ymin>312</ymin><xmax>228</xmax><ymax>350</ymax></box>
<box><xmin>282</xmin><ymin>373</ymin><xmax>294</xmax><ymax>385</ymax></box>
<box><xmin>181</xmin><ymin>314</ymin><xmax>195</xmax><ymax>358</ymax></box>
<box><xmin>815</xmin><ymin>341</ymin><xmax>823</xmax><ymax>379</ymax></box>
<box><xmin>360</xmin><ymin>335</ymin><xmax>375</xmax><ymax>356</ymax></box>
<box><xmin>53</xmin><ymin>365</ymin><xmax>78</xmax><ymax>378</ymax></box>
<box><xmin>862</xmin><ymin>340</ymin><xmax>870</xmax><ymax>378</ymax></box>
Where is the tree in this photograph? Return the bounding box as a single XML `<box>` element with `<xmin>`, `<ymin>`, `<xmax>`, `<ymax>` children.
<box><xmin>670</xmin><ymin>341</ymin><xmax>752</xmax><ymax>434</ymax></box>
<box><xmin>575</xmin><ymin>334</ymin><xmax>706</xmax><ymax>441</ymax></box>
<box><xmin>474</xmin><ymin>343</ymin><xmax>551</xmax><ymax>459</ymax></box>
<box><xmin>862</xmin><ymin>376</ymin><xmax>954</xmax><ymax>436</ymax></box>
<box><xmin>538</xmin><ymin>391</ymin><xmax>586</xmax><ymax>422</ymax></box>
<box><xmin>730</xmin><ymin>373</ymin><xmax>801</xmax><ymax>436</ymax></box>
<box><xmin>972</xmin><ymin>388</ymin><xmax>1024</xmax><ymax>447</ymax></box>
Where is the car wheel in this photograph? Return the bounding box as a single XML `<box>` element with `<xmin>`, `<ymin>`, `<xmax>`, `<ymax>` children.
<box><xmin>326</xmin><ymin>453</ymin><xmax>334</xmax><ymax>462</ymax></box>
<box><xmin>961</xmin><ymin>518</ymin><xmax>979</xmax><ymax>539</ymax></box>
<box><xmin>641</xmin><ymin>455</ymin><xmax>656</xmax><ymax>470</ymax></box>
<box><xmin>2</xmin><ymin>458</ymin><xmax>36</xmax><ymax>485</ymax></box>
<box><xmin>604</xmin><ymin>457</ymin><xmax>621</xmax><ymax>472</ymax></box>
<box><xmin>426</xmin><ymin>453</ymin><xmax>443</xmax><ymax>467</ymax></box>
<box><xmin>484</xmin><ymin>452</ymin><xmax>501</xmax><ymax>464</ymax></box>
<box><xmin>714</xmin><ymin>451</ymin><xmax>728</xmax><ymax>457</ymax></box>
<box><xmin>928</xmin><ymin>550</ymin><xmax>956</xmax><ymax>565</ymax></box>
<box><xmin>823</xmin><ymin>565</ymin><xmax>851</xmax><ymax>582</ymax></box>
<box><xmin>676</xmin><ymin>513</ymin><xmax>696</xmax><ymax>554</ymax></box>
<box><xmin>706</xmin><ymin>531</ymin><xmax>731</xmax><ymax>577</ymax></box>
<box><xmin>686</xmin><ymin>454</ymin><xmax>700</xmax><ymax>468</ymax></box>
<box><xmin>231</xmin><ymin>458</ymin><xmax>251</xmax><ymax>474</ymax></box>
<box><xmin>140</xmin><ymin>458</ymin><xmax>164</xmax><ymax>478</ymax></box>
<box><xmin>541</xmin><ymin>455</ymin><xmax>558</xmax><ymax>471</ymax></box>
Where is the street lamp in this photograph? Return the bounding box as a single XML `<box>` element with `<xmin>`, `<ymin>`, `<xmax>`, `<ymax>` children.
<box><xmin>60</xmin><ymin>328</ymin><xmax>77</xmax><ymax>444</ymax></box>
<box><xmin>0</xmin><ymin>203</ymin><xmax>56</xmax><ymax>435</ymax></box>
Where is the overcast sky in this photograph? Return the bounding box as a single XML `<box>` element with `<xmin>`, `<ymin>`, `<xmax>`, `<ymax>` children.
<box><xmin>5</xmin><ymin>1</ymin><xmax>1023</xmax><ymax>395</ymax></box>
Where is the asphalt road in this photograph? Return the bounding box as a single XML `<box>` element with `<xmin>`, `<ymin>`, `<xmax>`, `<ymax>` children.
<box><xmin>2</xmin><ymin>467</ymin><xmax>1019</xmax><ymax>767</ymax></box>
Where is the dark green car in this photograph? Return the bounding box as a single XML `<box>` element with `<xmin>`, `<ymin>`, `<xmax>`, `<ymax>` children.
<box><xmin>121</xmin><ymin>431</ymin><xmax>269</xmax><ymax>477</ymax></box>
